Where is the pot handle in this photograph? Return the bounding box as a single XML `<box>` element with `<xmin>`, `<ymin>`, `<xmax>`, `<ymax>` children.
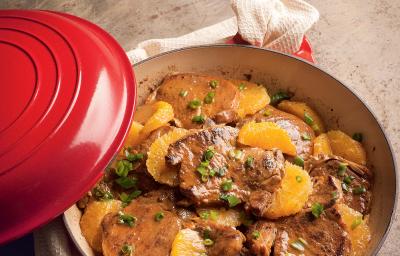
<box><xmin>225</xmin><ymin>33</ymin><xmax>315</xmax><ymax>63</ymax></box>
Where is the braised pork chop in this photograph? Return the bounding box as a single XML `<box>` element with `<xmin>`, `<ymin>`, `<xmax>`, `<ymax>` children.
<box><xmin>154</xmin><ymin>74</ymin><xmax>240</xmax><ymax>128</ymax></box>
<box><xmin>101</xmin><ymin>190</ymin><xmax>181</xmax><ymax>256</ymax></box>
<box><xmin>246</xmin><ymin>208</ymin><xmax>351</xmax><ymax>256</ymax></box>
<box><xmin>307</xmin><ymin>175</ymin><xmax>344</xmax><ymax>209</ymax></box>
<box><xmin>195</xmin><ymin>220</ymin><xmax>245</xmax><ymax>256</ymax></box>
<box><xmin>240</xmin><ymin>105</ymin><xmax>315</xmax><ymax>159</ymax></box>
<box><xmin>306</xmin><ymin>155</ymin><xmax>372</xmax><ymax>214</ymax></box>
<box><xmin>166</xmin><ymin>126</ymin><xmax>285</xmax><ymax>217</ymax></box>
<box><xmin>245</xmin><ymin>221</ymin><xmax>277</xmax><ymax>256</ymax></box>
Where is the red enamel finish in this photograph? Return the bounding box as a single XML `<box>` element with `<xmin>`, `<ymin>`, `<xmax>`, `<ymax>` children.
<box><xmin>0</xmin><ymin>10</ymin><xmax>135</xmax><ymax>244</ymax></box>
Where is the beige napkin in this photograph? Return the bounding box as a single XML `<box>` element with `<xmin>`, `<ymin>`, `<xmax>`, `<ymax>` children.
<box><xmin>34</xmin><ymin>0</ymin><xmax>318</xmax><ymax>255</ymax></box>
<box><xmin>127</xmin><ymin>0</ymin><xmax>318</xmax><ymax>64</ymax></box>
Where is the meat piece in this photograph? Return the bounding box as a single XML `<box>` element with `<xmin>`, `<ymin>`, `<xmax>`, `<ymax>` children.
<box><xmin>245</xmin><ymin>221</ymin><xmax>277</xmax><ymax>256</ymax></box>
<box><xmin>307</xmin><ymin>175</ymin><xmax>344</xmax><ymax>209</ymax></box>
<box><xmin>154</xmin><ymin>74</ymin><xmax>240</xmax><ymax>128</ymax></box>
<box><xmin>248</xmin><ymin>208</ymin><xmax>351</xmax><ymax>256</ymax></box>
<box><xmin>195</xmin><ymin>220</ymin><xmax>245</xmax><ymax>256</ymax></box>
<box><xmin>239</xmin><ymin>105</ymin><xmax>315</xmax><ymax>159</ymax></box>
<box><xmin>166</xmin><ymin>126</ymin><xmax>285</xmax><ymax>217</ymax></box>
<box><xmin>305</xmin><ymin>155</ymin><xmax>372</xmax><ymax>214</ymax></box>
<box><xmin>101</xmin><ymin>190</ymin><xmax>181</xmax><ymax>256</ymax></box>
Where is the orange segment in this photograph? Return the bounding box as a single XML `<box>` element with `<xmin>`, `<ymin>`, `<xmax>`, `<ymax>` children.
<box><xmin>336</xmin><ymin>203</ymin><xmax>371</xmax><ymax>256</ymax></box>
<box><xmin>278</xmin><ymin>100</ymin><xmax>325</xmax><ymax>134</ymax></box>
<box><xmin>171</xmin><ymin>229</ymin><xmax>207</xmax><ymax>256</ymax></box>
<box><xmin>146</xmin><ymin>128</ymin><xmax>189</xmax><ymax>186</ymax></box>
<box><xmin>313</xmin><ymin>133</ymin><xmax>333</xmax><ymax>156</ymax></box>
<box><xmin>80</xmin><ymin>200</ymin><xmax>121</xmax><ymax>252</ymax></box>
<box><xmin>238</xmin><ymin>121</ymin><xmax>297</xmax><ymax>155</ymax></box>
<box><xmin>327</xmin><ymin>130</ymin><xmax>367</xmax><ymax>165</ymax></box>
<box><xmin>139</xmin><ymin>101</ymin><xmax>174</xmax><ymax>139</ymax></box>
<box><xmin>264</xmin><ymin>161</ymin><xmax>312</xmax><ymax>219</ymax></box>
<box><xmin>231</xmin><ymin>80</ymin><xmax>270</xmax><ymax>118</ymax></box>
<box><xmin>119</xmin><ymin>121</ymin><xmax>143</xmax><ymax>155</ymax></box>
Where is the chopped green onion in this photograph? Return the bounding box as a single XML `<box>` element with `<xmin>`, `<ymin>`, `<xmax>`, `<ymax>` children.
<box><xmin>351</xmin><ymin>217</ymin><xmax>362</xmax><ymax>230</ymax></box>
<box><xmin>298</xmin><ymin>237</ymin><xmax>308</xmax><ymax>246</ymax></box>
<box><xmin>120</xmin><ymin>190</ymin><xmax>142</xmax><ymax>207</ymax></box>
<box><xmin>304</xmin><ymin>112</ymin><xmax>314</xmax><ymax>125</ymax></box>
<box><xmin>120</xmin><ymin>244</ymin><xmax>134</xmax><ymax>256</ymax></box>
<box><xmin>353</xmin><ymin>186</ymin><xmax>366</xmax><ymax>195</ymax></box>
<box><xmin>220</xmin><ymin>194</ymin><xmax>241</xmax><ymax>207</ymax></box>
<box><xmin>301</xmin><ymin>133</ymin><xmax>311</xmax><ymax>141</ymax></box>
<box><xmin>337</xmin><ymin>163</ymin><xmax>347</xmax><ymax>176</ymax></box>
<box><xmin>203</xmin><ymin>147</ymin><xmax>215</xmax><ymax>161</ymax></box>
<box><xmin>343</xmin><ymin>175</ymin><xmax>355</xmax><ymax>185</ymax></box>
<box><xmin>126</xmin><ymin>153</ymin><xmax>144</xmax><ymax>162</ymax></box>
<box><xmin>118</xmin><ymin>211</ymin><xmax>136</xmax><ymax>227</ymax></box>
<box><xmin>293</xmin><ymin>156</ymin><xmax>304</xmax><ymax>167</ymax></box>
<box><xmin>239</xmin><ymin>211</ymin><xmax>254</xmax><ymax>227</ymax></box>
<box><xmin>93</xmin><ymin>186</ymin><xmax>113</xmax><ymax>201</ymax></box>
<box><xmin>270</xmin><ymin>91</ymin><xmax>292</xmax><ymax>105</ymax></box>
<box><xmin>245</xmin><ymin>156</ymin><xmax>255</xmax><ymax>168</ymax></box>
<box><xmin>200</xmin><ymin>211</ymin><xmax>210</xmax><ymax>220</ymax></box>
<box><xmin>203</xmin><ymin>238</ymin><xmax>214</xmax><ymax>246</ymax></box>
<box><xmin>290</xmin><ymin>240</ymin><xmax>305</xmax><ymax>252</ymax></box>
<box><xmin>115</xmin><ymin>176</ymin><xmax>138</xmax><ymax>189</ymax></box>
<box><xmin>252</xmin><ymin>230</ymin><xmax>261</xmax><ymax>240</ymax></box>
<box><xmin>154</xmin><ymin>212</ymin><xmax>164</xmax><ymax>222</ymax></box>
<box><xmin>192</xmin><ymin>115</ymin><xmax>205</xmax><ymax>124</ymax></box>
<box><xmin>342</xmin><ymin>182</ymin><xmax>350</xmax><ymax>192</ymax></box>
<box><xmin>209</xmin><ymin>210</ymin><xmax>219</xmax><ymax>221</ymax></box>
<box><xmin>209</xmin><ymin>80</ymin><xmax>219</xmax><ymax>89</ymax></box>
<box><xmin>188</xmin><ymin>99</ymin><xmax>202</xmax><ymax>109</ymax></box>
<box><xmin>221</xmin><ymin>179</ymin><xmax>233</xmax><ymax>191</ymax></box>
<box><xmin>229</xmin><ymin>149</ymin><xmax>243</xmax><ymax>160</ymax></box>
<box><xmin>209</xmin><ymin>169</ymin><xmax>216</xmax><ymax>177</ymax></box>
<box><xmin>295</xmin><ymin>175</ymin><xmax>302</xmax><ymax>183</ymax></box>
<box><xmin>204</xmin><ymin>92</ymin><xmax>216</xmax><ymax>104</ymax></box>
<box><xmin>331</xmin><ymin>191</ymin><xmax>339</xmax><ymax>200</ymax></box>
<box><xmin>263</xmin><ymin>109</ymin><xmax>271</xmax><ymax>116</ymax></box>
<box><xmin>179</xmin><ymin>90</ymin><xmax>188</xmax><ymax>97</ymax></box>
<box><xmin>311</xmin><ymin>203</ymin><xmax>324</xmax><ymax>218</ymax></box>
<box><xmin>217</xmin><ymin>167</ymin><xmax>227</xmax><ymax>177</ymax></box>
<box><xmin>311</xmin><ymin>123</ymin><xmax>320</xmax><ymax>132</ymax></box>
<box><xmin>115</xmin><ymin>160</ymin><xmax>133</xmax><ymax>177</ymax></box>
<box><xmin>352</xmin><ymin>133</ymin><xmax>363</xmax><ymax>142</ymax></box>
<box><xmin>238</xmin><ymin>83</ymin><xmax>246</xmax><ymax>91</ymax></box>
<box><xmin>203</xmin><ymin>228</ymin><xmax>211</xmax><ymax>239</ymax></box>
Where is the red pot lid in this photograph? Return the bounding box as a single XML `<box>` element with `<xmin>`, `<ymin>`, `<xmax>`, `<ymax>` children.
<box><xmin>0</xmin><ymin>10</ymin><xmax>135</xmax><ymax>243</ymax></box>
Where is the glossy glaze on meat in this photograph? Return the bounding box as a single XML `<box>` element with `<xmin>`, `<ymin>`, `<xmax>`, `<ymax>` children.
<box><xmin>101</xmin><ymin>190</ymin><xmax>181</xmax><ymax>256</ymax></box>
<box><xmin>306</xmin><ymin>155</ymin><xmax>372</xmax><ymax>214</ymax></box>
<box><xmin>154</xmin><ymin>74</ymin><xmax>240</xmax><ymax>128</ymax></box>
<box><xmin>166</xmin><ymin>126</ymin><xmax>285</xmax><ymax>216</ymax></box>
